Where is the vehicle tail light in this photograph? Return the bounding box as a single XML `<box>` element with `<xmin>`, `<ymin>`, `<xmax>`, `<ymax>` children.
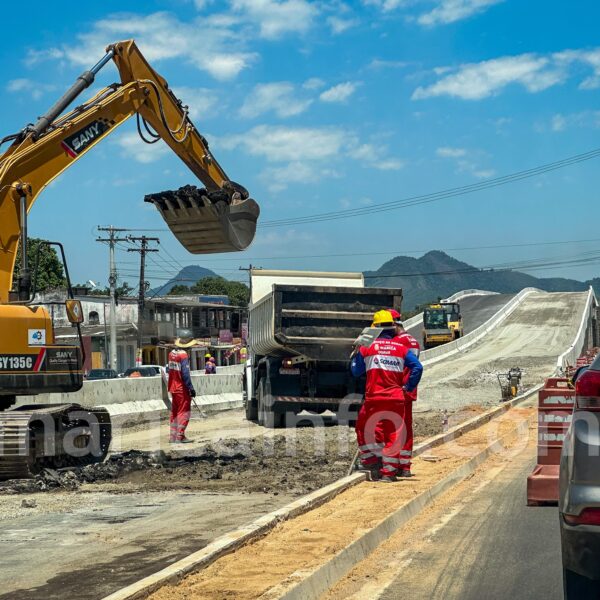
<box><xmin>564</xmin><ymin>508</ymin><xmax>600</xmax><ymax>526</ymax></box>
<box><xmin>575</xmin><ymin>370</ymin><xmax>600</xmax><ymax>410</ymax></box>
<box><xmin>283</xmin><ymin>358</ymin><xmax>293</xmax><ymax>368</ymax></box>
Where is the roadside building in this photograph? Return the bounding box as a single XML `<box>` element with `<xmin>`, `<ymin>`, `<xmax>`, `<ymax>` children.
<box><xmin>37</xmin><ymin>289</ymin><xmax>248</xmax><ymax>373</ymax></box>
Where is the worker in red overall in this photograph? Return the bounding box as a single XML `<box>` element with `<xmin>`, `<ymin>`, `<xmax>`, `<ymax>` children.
<box><xmin>389</xmin><ymin>309</ymin><xmax>421</xmax><ymax>476</ymax></box>
<box><xmin>168</xmin><ymin>331</ymin><xmax>197</xmax><ymax>444</ymax></box>
<box><xmin>351</xmin><ymin>310</ymin><xmax>423</xmax><ymax>482</ymax></box>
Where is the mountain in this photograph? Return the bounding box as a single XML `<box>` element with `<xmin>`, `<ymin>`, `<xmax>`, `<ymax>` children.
<box><xmin>150</xmin><ymin>265</ymin><xmax>218</xmax><ymax>296</ymax></box>
<box><xmin>365</xmin><ymin>250</ymin><xmax>594</xmax><ymax>310</ymax></box>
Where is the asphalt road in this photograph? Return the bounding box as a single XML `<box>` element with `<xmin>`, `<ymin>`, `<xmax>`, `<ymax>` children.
<box><xmin>379</xmin><ymin>443</ymin><xmax>562</xmax><ymax>600</ymax></box>
<box><xmin>405</xmin><ymin>293</ymin><xmax>515</xmax><ymax>341</ymax></box>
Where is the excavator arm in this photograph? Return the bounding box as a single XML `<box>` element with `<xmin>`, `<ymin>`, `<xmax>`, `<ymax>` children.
<box><xmin>0</xmin><ymin>39</ymin><xmax>259</xmax><ymax>302</ymax></box>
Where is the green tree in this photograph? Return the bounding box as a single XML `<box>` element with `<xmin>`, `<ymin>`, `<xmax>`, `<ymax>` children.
<box><xmin>92</xmin><ymin>282</ymin><xmax>135</xmax><ymax>298</ymax></box>
<box><xmin>190</xmin><ymin>276</ymin><xmax>250</xmax><ymax>306</ymax></box>
<box><xmin>168</xmin><ymin>284</ymin><xmax>192</xmax><ymax>295</ymax></box>
<box><xmin>13</xmin><ymin>238</ymin><xmax>66</xmax><ymax>292</ymax></box>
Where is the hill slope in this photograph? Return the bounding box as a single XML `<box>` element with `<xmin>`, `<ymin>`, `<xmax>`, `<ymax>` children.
<box><xmin>365</xmin><ymin>250</ymin><xmax>592</xmax><ymax>310</ymax></box>
<box><xmin>150</xmin><ymin>265</ymin><xmax>217</xmax><ymax>296</ymax></box>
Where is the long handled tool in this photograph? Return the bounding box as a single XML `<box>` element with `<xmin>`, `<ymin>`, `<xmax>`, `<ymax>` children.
<box><xmin>191</xmin><ymin>396</ymin><xmax>207</xmax><ymax>418</ymax></box>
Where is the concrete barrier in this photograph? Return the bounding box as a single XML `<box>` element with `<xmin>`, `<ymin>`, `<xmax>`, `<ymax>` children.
<box><xmin>16</xmin><ymin>371</ymin><xmax>243</xmax><ymax>421</ymax></box>
<box><xmin>556</xmin><ymin>286</ymin><xmax>598</xmax><ymax>372</ymax></box>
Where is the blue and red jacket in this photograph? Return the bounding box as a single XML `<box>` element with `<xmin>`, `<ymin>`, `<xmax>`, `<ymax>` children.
<box><xmin>351</xmin><ymin>330</ymin><xmax>423</xmax><ymax>402</ymax></box>
<box><xmin>395</xmin><ymin>332</ymin><xmax>421</xmax><ymax>401</ymax></box>
<box><xmin>168</xmin><ymin>349</ymin><xmax>195</xmax><ymax>396</ymax></box>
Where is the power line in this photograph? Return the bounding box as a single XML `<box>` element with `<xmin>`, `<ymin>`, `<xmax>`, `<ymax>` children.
<box><xmin>151</xmin><ymin>237</ymin><xmax>600</xmax><ymax>264</ymax></box>
<box><xmin>261</xmin><ymin>146</ymin><xmax>600</xmax><ymax>228</ymax></box>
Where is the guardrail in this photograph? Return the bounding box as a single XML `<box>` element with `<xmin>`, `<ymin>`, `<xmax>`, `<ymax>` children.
<box><xmin>555</xmin><ymin>286</ymin><xmax>597</xmax><ymax>372</ymax></box>
<box><xmin>420</xmin><ymin>287</ymin><xmax>540</xmax><ymax>366</ymax></box>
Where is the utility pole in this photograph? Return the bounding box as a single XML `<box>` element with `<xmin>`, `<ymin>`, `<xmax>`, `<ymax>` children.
<box><xmin>96</xmin><ymin>226</ymin><xmax>130</xmax><ymax>371</ymax></box>
<box><xmin>239</xmin><ymin>264</ymin><xmax>262</xmax><ymax>305</ymax></box>
<box><xmin>239</xmin><ymin>264</ymin><xmax>261</xmax><ymax>344</ymax></box>
<box><xmin>128</xmin><ymin>236</ymin><xmax>160</xmax><ymax>365</ymax></box>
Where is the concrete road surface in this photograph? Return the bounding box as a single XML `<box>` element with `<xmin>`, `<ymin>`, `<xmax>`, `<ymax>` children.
<box><xmin>405</xmin><ymin>293</ymin><xmax>515</xmax><ymax>341</ymax></box>
<box><xmin>416</xmin><ymin>291</ymin><xmax>587</xmax><ymax>411</ymax></box>
<box><xmin>379</xmin><ymin>443</ymin><xmax>562</xmax><ymax>600</ymax></box>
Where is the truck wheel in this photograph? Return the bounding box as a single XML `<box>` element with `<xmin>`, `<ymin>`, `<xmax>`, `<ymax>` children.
<box><xmin>245</xmin><ymin>395</ymin><xmax>258</xmax><ymax>422</ymax></box>
<box><xmin>563</xmin><ymin>568</ymin><xmax>600</xmax><ymax>599</ymax></box>
<box><xmin>258</xmin><ymin>379</ymin><xmax>284</xmax><ymax>429</ymax></box>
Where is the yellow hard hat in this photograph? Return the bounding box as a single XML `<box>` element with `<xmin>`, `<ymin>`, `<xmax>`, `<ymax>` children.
<box><xmin>205</xmin><ymin>353</ymin><xmax>212</xmax><ymax>358</ymax></box>
<box><xmin>372</xmin><ymin>310</ymin><xmax>394</xmax><ymax>327</ymax></box>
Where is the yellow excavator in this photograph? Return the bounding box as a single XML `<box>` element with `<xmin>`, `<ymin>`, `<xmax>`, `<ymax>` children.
<box><xmin>0</xmin><ymin>40</ymin><xmax>260</xmax><ymax>478</ymax></box>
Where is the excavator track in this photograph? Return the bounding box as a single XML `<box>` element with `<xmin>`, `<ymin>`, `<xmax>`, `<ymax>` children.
<box><xmin>0</xmin><ymin>404</ymin><xmax>111</xmax><ymax>480</ymax></box>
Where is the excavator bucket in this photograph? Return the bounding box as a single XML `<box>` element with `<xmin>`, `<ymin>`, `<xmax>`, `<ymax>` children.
<box><xmin>145</xmin><ymin>185</ymin><xmax>260</xmax><ymax>254</ymax></box>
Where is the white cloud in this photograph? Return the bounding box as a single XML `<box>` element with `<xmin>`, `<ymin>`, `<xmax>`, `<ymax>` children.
<box><xmin>219</xmin><ymin>125</ymin><xmax>403</xmax><ymax>190</ymax></box>
<box><xmin>413</xmin><ymin>47</ymin><xmax>600</xmax><ymax>100</ymax></box>
<box><xmin>6</xmin><ymin>78</ymin><xmax>56</xmax><ymax>100</ymax></box>
<box><xmin>239</xmin><ymin>82</ymin><xmax>312</xmax><ymax>118</ymax></box>
<box><xmin>230</xmin><ymin>0</ymin><xmax>318</xmax><ymax>39</ymax></box>
<box><xmin>219</xmin><ymin>125</ymin><xmax>349</xmax><ymax>162</ymax></box>
<box><xmin>418</xmin><ymin>0</ymin><xmax>504</xmax><ymax>27</ymax></box>
<box><xmin>551</xmin><ymin>114</ymin><xmax>567</xmax><ymax>132</ymax></box>
<box><xmin>25</xmin><ymin>47</ymin><xmax>65</xmax><ymax>67</ymax></box>
<box><xmin>327</xmin><ymin>15</ymin><xmax>359</xmax><ymax>34</ymax></box>
<box><xmin>413</xmin><ymin>54</ymin><xmax>566</xmax><ymax>100</ymax></box>
<box><xmin>116</xmin><ymin>132</ymin><xmax>170</xmax><ymax>163</ymax></box>
<box><xmin>171</xmin><ymin>86</ymin><xmax>219</xmax><ymax>120</ymax></box>
<box><xmin>436</xmin><ymin>146</ymin><xmax>467</xmax><ymax>158</ymax></box>
<box><xmin>436</xmin><ymin>145</ymin><xmax>494</xmax><ymax>178</ymax></box>
<box><xmin>367</xmin><ymin>58</ymin><xmax>407</xmax><ymax>70</ymax></box>
<box><xmin>362</xmin><ymin>0</ymin><xmax>407</xmax><ymax>12</ymax></box>
<box><xmin>320</xmin><ymin>81</ymin><xmax>359</xmax><ymax>103</ymax></box>
<box><xmin>574</xmin><ymin>48</ymin><xmax>600</xmax><ymax>90</ymax></box>
<box><xmin>473</xmin><ymin>169</ymin><xmax>495</xmax><ymax>179</ymax></box>
<box><xmin>28</xmin><ymin>12</ymin><xmax>257</xmax><ymax>81</ymax></box>
<box><xmin>541</xmin><ymin>111</ymin><xmax>600</xmax><ymax>133</ymax></box>
<box><xmin>303</xmin><ymin>77</ymin><xmax>326</xmax><ymax>90</ymax></box>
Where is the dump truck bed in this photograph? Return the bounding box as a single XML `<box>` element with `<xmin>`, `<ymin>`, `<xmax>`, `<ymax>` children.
<box><xmin>250</xmin><ymin>284</ymin><xmax>403</xmax><ymax>361</ymax></box>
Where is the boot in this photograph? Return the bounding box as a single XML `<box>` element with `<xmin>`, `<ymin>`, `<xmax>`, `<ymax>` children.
<box><xmin>380</xmin><ymin>474</ymin><xmax>398</xmax><ymax>483</ymax></box>
<box><xmin>357</xmin><ymin>463</ymin><xmax>381</xmax><ymax>481</ymax></box>
<box><xmin>398</xmin><ymin>469</ymin><xmax>413</xmax><ymax>478</ymax></box>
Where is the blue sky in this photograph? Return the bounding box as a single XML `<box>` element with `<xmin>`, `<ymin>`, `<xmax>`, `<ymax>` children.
<box><xmin>2</xmin><ymin>0</ymin><xmax>600</xmax><ymax>289</ymax></box>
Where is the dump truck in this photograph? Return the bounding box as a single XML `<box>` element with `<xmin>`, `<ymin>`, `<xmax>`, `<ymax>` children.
<box><xmin>422</xmin><ymin>301</ymin><xmax>463</xmax><ymax>349</ymax></box>
<box><xmin>243</xmin><ymin>270</ymin><xmax>402</xmax><ymax>428</ymax></box>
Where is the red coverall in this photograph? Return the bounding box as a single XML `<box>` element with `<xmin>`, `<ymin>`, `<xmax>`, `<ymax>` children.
<box><xmin>168</xmin><ymin>349</ymin><xmax>195</xmax><ymax>441</ymax></box>
<box><xmin>352</xmin><ymin>333</ymin><xmax>422</xmax><ymax>477</ymax></box>
<box><xmin>393</xmin><ymin>332</ymin><xmax>421</xmax><ymax>471</ymax></box>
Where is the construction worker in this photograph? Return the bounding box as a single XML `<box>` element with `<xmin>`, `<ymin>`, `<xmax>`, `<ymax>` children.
<box><xmin>351</xmin><ymin>310</ymin><xmax>423</xmax><ymax>482</ymax></box>
<box><xmin>168</xmin><ymin>330</ymin><xmax>197</xmax><ymax>444</ymax></box>
<box><xmin>389</xmin><ymin>309</ymin><xmax>421</xmax><ymax>476</ymax></box>
<box><xmin>205</xmin><ymin>356</ymin><xmax>217</xmax><ymax>375</ymax></box>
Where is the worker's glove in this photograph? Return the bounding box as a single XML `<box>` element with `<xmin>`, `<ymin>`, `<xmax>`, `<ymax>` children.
<box><xmin>190</xmin><ymin>389</ymin><xmax>196</xmax><ymax>398</ymax></box>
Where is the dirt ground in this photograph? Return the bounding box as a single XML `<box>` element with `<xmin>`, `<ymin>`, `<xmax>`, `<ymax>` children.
<box><xmin>0</xmin><ymin>408</ymin><xmax>455</xmax><ymax>499</ymax></box>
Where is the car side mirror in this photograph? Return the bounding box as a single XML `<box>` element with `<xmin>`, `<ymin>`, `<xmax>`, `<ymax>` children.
<box><xmin>66</xmin><ymin>299</ymin><xmax>84</xmax><ymax>324</ymax></box>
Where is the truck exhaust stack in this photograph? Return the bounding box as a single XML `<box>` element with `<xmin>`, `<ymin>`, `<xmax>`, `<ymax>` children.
<box><xmin>145</xmin><ymin>184</ymin><xmax>260</xmax><ymax>254</ymax></box>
